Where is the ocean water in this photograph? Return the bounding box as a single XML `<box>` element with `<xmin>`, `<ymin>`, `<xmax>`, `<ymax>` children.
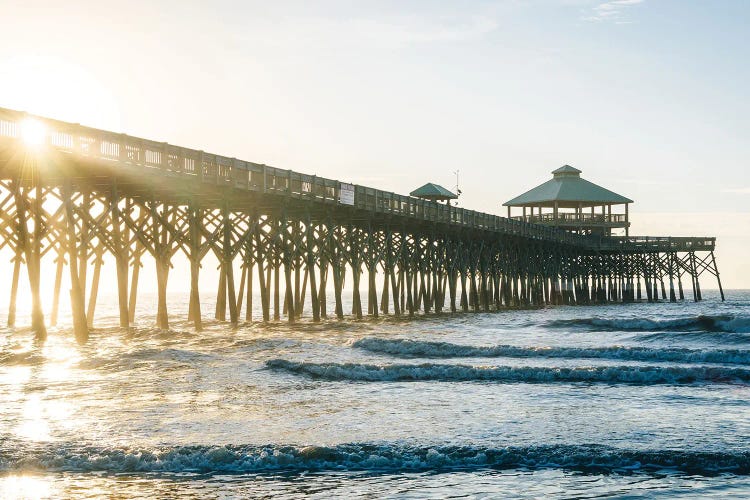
<box><xmin>1</xmin><ymin>290</ymin><xmax>750</xmax><ymax>498</ymax></box>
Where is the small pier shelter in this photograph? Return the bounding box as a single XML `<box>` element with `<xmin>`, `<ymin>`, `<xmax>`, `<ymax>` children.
<box><xmin>410</xmin><ymin>183</ymin><xmax>458</xmax><ymax>204</ymax></box>
<box><xmin>503</xmin><ymin>165</ymin><xmax>632</xmax><ymax>236</ymax></box>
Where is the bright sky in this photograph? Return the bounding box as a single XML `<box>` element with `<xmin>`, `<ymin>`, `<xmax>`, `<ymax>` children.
<box><xmin>1</xmin><ymin>0</ymin><xmax>748</xmax><ymax>288</ymax></box>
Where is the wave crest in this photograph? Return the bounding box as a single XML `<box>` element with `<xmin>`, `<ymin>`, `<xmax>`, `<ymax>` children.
<box><xmin>353</xmin><ymin>338</ymin><xmax>750</xmax><ymax>365</ymax></box>
<box><xmin>3</xmin><ymin>443</ymin><xmax>750</xmax><ymax>476</ymax></box>
<box><xmin>266</xmin><ymin>359</ymin><xmax>750</xmax><ymax>385</ymax></box>
<box><xmin>548</xmin><ymin>315</ymin><xmax>750</xmax><ymax>334</ymax></box>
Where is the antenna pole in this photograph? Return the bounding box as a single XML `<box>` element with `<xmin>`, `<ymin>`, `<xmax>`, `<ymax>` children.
<box><xmin>453</xmin><ymin>170</ymin><xmax>461</xmax><ymax>206</ymax></box>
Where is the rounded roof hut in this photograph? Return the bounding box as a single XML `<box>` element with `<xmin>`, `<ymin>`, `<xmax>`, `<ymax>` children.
<box><xmin>504</xmin><ymin>165</ymin><xmax>632</xmax><ymax>235</ymax></box>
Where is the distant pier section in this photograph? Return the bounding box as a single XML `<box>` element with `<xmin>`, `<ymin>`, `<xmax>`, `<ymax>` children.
<box><xmin>0</xmin><ymin>107</ymin><xmax>723</xmax><ymax>342</ymax></box>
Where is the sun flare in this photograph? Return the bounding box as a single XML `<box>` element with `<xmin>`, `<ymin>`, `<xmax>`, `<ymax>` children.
<box><xmin>19</xmin><ymin>118</ymin><xmax>47</xmax><ymax>149</ymax></box>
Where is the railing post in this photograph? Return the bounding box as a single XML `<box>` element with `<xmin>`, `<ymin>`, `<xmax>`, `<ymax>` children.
<box><xmin>197</xmin><ymin>151</ymin><xmax>204</xmax><ymax>181</ymax></box>
<box><xmin>119</xmin><ymin>134</ymin><xmax>128</xmax><ymax>163</ymax></box>
<box><xmin>160</xmin><ymin>142</ymin><xmax>168</xmax><ymax>170</ymax></box>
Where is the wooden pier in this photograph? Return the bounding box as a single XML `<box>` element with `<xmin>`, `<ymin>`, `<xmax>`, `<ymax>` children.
<box><xmin>0</xmin><ymin>107</ymin><xmax>724</xmax><ymax>341</ymax></box>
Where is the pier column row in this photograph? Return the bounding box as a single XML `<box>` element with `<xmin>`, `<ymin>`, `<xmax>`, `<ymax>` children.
<box><xmin>0</xmin><ymin>180</ymin><xmax>724</xmax><ymax>337</ymax></box>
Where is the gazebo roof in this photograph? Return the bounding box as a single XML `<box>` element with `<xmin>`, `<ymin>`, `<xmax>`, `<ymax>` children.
<box><xmin>503</xmin><ymin>165</ymin><xmax>632</xmax><ymax>207</ymax></box>
<box><xmin>551</xmin><ymin>165</ymin><xmax>581</xmax><ymax>175</ymax></box>
<box><xmin>410</xmin><ymin>182</ymin><xmax>458</xmax><ymax>200</ymax></box>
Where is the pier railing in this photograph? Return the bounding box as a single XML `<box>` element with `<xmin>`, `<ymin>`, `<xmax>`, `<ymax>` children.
<box><xmin>599</xmin><ymin>236</ymin><xmax>716</xmax><ymax>252</ymax></box>
<box><xmin>0</xmin><ymin>107</ymin><xmax>714</xmax><ymax>253</ymax></box>
<box><xmin>511</xmin><ymin>213</ymin><xmax>628</xmax><ymax>225</ymax></box>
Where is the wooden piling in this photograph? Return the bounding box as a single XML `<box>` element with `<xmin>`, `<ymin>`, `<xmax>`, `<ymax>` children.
<box><xmin>215</xmin><ymin>269</ymin><xmax>227</xmax><ymax>321</ymax></box>
<box><xmin>710</xmin><ymin>251</ymin><xmax>724</xmax><ymax>302</ymax></box>
<box><xmin>236</xmin><ymin>265</ymin><xmax>246</xmax><ymax>319</ymax></box>
<box><xmin>151</xmin><ymin>202</ymin><xmax>170</xmax><ymax>330</ymax></box>
<box><xmin>7</xmin><ymin>255</ymin><xmax>21</xmax><ymax>327</ymax></box>
<box><xmin>78</xmin><ymin>192</ymin><xmax>90</xmax><ymax>309</ymax></box>
<box><xmin>274</xmin><ymin>252</ymin><xmax>281</xmax><ymax>321</ymax></box>
<box><xmin>111</xmin><ymin>185</ymin><xmax>130</xmax><ymax>328</ymax></box>
<box><xmin>128</xmin><ymin>246</ymin><xmax>141</xmax><ymax>324</ymax></box>
<box><xmin>15</xmin><ymin>181</ymin><xmax>46</xmax><ymax>339</ymax></box>
<box><xmin>249</xmin><ymin>265</ymin><xmax>260</xmax><ymax>323</ymax></box>
<box><xmin>50</xmin><ymin>254</ymin><xmax>64</xmax><ymax>327</ymax></box>
<box><xmin>318</xmin><ymin>253</ymin><xmax>328</xmax><ymax>319</ymax></box>
<box><xmin>188</xmin><ymin>205</ymin><xmax>202</xmax><ymax>330</ymax></box>
<box><xmin>86</xmin><ymin>246</ymin><xmax>103</xmax><ymax>328</ymax></box>
<box><xmin>256</xmin><ymin>223</ymin><xmax>270</xmax><ymax>322</ymax></box>
<box><xmin>62</xmin><ymin>180</ymin><xmax>88</xmax><ymax>341</ymax></box>
<box><xmin>223</xmin><ymin>209</ymin><xmax>239</xmax><ymax>325</ymax></box>
<box><xmin>284</xmin><ymin>260</ymin><xmax>295</xmax><ymax>324</ymax></box>
<box><xmin>306</xmin><ymin>220</ymin><xmax>320</xmax><ymax>322</ymax></box>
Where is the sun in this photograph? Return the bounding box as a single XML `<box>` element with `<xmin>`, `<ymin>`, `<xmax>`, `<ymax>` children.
<box><xmin>19</xmin><ymin>118</ymin><xmax>47</xmax><ymax>149</ymax></box>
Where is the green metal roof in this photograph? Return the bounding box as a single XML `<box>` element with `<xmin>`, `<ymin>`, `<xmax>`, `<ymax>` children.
<box><xmin>551</xmin><ymin>164</ymin><xmax>581</xmax><ymax>175</ymax></box>
<box><xmin>410</xmin><ymin>182</ymin><xmax>458</xmax><ymax>200</ymax></box>
<box><xmin>503</xmin><ymin>166</ymin><xmax>633</xmax><ymax>207</ymax></box>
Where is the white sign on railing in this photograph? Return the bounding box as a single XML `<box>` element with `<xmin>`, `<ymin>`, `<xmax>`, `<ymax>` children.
<box><xmin>339</xmin><ymin>183</ymin><xmax>355</xmax><ymax>205</ymax></box>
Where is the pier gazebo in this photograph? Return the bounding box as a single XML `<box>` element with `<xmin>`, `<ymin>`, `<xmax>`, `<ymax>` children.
<box><xmin>504</xmin><ymin>165</ymin><xmax>632</xmax><ymax>236</ymax></box>
<box><xmin>410</xmin><ymin>183</ymin><xmax>458</xmax><ymax>204</ymax></box>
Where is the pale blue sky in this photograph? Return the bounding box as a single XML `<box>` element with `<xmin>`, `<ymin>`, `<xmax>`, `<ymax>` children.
<box><xmin>1</xmin><ymin>0</ymin><xmax>748</xmax><ymax>286</ymax></box>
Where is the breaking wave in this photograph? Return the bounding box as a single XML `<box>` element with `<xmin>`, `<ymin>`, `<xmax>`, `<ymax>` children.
<box><xmin>266</xmin><ymin>359</ymin><xmax>750</xmax><ymax>385</ymax></box>
<box><xmin>353</xmin><ymin>338</ymin><xmax>750</xmax><ymax>365</ymax></box>
<box><xmin>3</xmin><ymin>442</ymin><xmax>749</xmax><ymax>476</ymax></box>
<box><xmin>548</xmin><ymin>315</ymin><xmax>750</xmax><ymax>334</ymax></box>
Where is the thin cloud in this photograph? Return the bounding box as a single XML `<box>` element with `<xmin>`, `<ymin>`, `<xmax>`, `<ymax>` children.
<box><xmin>584</xmin><ymin>0</ymin><xmax>645</xmax><ymax>22</ymax></box>
<box><xmin>235</xmin><ymin>14</ymin><xmax>498</xmax><ymax>50</ymax></box>
<box><xmin>342</xmin><ymin>15</ymin><xmax>499</xmax><ymax>48</ymax></box>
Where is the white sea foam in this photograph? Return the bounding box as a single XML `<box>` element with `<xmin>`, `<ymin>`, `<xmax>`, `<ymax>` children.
<box><xmin>352</xmin><ymin>338</ymin><xmax>750</xmax><ymax>364</ymax></box>
<box><xmin>266</xmin><ymin>359</ymin><xmax>750</xmax><ymax>384</ymax></box>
